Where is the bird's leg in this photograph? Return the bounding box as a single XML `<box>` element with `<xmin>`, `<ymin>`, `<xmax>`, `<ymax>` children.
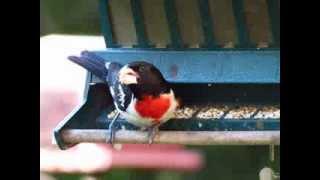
<box><xmin>147</xmin><ymin>124</ymin><xmax>160</xmax><ymax>145</ymax></box>
<box><xmin>108</xmin><ymin>111</ymin><xmax>120</xmax><ymax>144</ymax></box>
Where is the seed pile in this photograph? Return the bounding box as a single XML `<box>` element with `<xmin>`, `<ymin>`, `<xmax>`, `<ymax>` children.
<box><xmin>195</xmin><ymin>105</ymin><xmax>228</xmax><ymax>119</ymax></box>
<box><xmin>254</xmin><ymin>106</ymin><xmax>280</xmax><ymax>119</ymax></box>
<box><xmin>174</xmin><ymin>106</ymin><xmax>198</xmax><ymax>118</ymax></box>
<box><xmin>106</xmin><ymin>104</ymin><xmax>280</xmax><ymax>120</ymax></box>
<box><xmin>224</xmin><ymin>106</ymin><xmax>257</xmax><ymax>119</ymax></box>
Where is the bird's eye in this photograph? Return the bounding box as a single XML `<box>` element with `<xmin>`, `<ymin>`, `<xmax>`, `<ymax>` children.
<box><xmin>139</xmin><ymin>66</ymin><xmax>145</xmax><ymax>72</ymax></box>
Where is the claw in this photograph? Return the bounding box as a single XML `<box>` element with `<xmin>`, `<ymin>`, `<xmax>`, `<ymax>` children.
<box><xmin>107</xmin><ymin>111</ymin><xmax>120</xmax><ymax>144</ymax></box>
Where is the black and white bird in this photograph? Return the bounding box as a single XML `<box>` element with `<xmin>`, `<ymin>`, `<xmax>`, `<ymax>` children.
<box><xmin>68</xmin><ymin>51</ymin><xmax>179</xmax><ymax>144</ymax></box>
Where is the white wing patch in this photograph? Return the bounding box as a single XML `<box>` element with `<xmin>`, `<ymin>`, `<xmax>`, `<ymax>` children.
<box><xmin>118</xmin><ymin>85</ymin><xmax>126</xmax><ymax>107</ymax></box>
<box><xmin>109</xmin><ymin>87</ymin><xmax>115</xmax><ymax>96</ymax></box>
<box><xmin>105</xmin><ymin>62</ymin><xmax>111</xmax><ymax>69</ymax></box>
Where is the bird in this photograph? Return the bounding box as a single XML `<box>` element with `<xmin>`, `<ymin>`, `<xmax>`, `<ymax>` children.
<box><xmin>68</xmin><ymin>51</ymin><xmax>179</xmax><ymax>144</ymax></box>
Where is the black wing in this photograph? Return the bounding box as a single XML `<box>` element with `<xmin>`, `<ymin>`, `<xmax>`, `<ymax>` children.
<box><xmin>105</xmin><ymin>63</ymin><xmax>133</xmax><ymax>111</ymax></box>
<box><xmin>68</xmin><ymin>51</ymin><xmax>108</xmax><ymax>80</ymax></box>
<box><xmin>68</xmin><ymin>51</ymin><xmax>133</xmax><ymax>111</ymax></box>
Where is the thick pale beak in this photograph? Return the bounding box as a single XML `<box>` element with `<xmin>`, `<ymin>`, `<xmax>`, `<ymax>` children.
<box><xmin>119</xmin><ymin>67</ymin><xmax>139</xmax><ymax>85</ymax></box>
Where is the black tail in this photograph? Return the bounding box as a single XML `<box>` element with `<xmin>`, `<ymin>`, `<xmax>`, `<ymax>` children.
<box><xmin>68</xmin><ymin>51</ymin><xmax>108</xmax><ymax>80</ymax></box>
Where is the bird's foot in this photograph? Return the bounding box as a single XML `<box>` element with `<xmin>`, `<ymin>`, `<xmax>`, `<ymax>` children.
<box><xmin>147</xmin><ymin>125</ymin><xmax>159</xmax><ymax>145</ymax></box>
<box><xmin>108</xmin><ymin>126</ymin><xmax>116</xmax><ymax>144</ymax></box>
<box><xmin>107</xmin><ymin>111</ymin><xmax>120</xmax><ymax>144</ymax></box>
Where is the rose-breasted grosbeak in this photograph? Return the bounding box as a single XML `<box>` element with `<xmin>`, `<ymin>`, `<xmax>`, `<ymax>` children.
<box><xmin>68</xmin><ymin>51</ymin><xmax>179</xmax><ymax>144</ymax></box>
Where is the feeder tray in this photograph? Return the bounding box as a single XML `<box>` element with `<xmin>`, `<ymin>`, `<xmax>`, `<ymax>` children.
<box><xmin>54</xmin><ymin>0</ymin><xmax>279</xmax><ymax>149</ymax></box>
<box><xmin>54</xmin><ymin>50</ymin><xmax>280</xmax><ymax>149</ymax></box>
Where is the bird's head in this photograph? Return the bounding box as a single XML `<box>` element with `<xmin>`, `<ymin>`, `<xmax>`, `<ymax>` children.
<box><xmin>118</xmin><ymin>61</ymin><xmax>169</xmax><ymax>97</ymax></box>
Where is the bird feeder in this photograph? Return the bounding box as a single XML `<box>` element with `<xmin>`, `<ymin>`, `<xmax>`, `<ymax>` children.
<box><xmin>54</xmin><ymin>0</ymin><xmax>280</xmax><ymax>150</ymax></box>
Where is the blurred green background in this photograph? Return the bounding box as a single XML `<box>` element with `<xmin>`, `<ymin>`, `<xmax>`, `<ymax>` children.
<box><xmin>40</xmin><ymin>0</ymin><xmax>101</xmax><ymax>36</ymax></box>
<box><xmin>40</xmin><ymin>0</ymin><xmax>279</xmax><ymax>179</ymax></box>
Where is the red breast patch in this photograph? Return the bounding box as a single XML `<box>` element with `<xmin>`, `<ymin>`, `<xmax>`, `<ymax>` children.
<box><xmin>135</xmin><ymin>95</ymin><xmax>171</xmax><ymax>121</ymax></box>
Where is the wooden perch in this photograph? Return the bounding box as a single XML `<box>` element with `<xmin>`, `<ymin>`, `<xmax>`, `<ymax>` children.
<box><xmin>61</xmin><ymin>130</ymin><xmax>280</xmax><ymax>145</ymax></box>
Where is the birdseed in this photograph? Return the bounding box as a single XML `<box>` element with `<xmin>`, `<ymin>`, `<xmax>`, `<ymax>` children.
<box><xmin>195</xmin><ymin>105</ymin><xmax>228</xmax><ymax>119</ymax></box>
<box><xmin>254</xmin><ymin>106</ymin><xmax>280</xmax><ymax>119</ymax></box>
<box><xmin>106</xmin><ymin>104</ymin><xmax>280</xmax><ymax>120</ymax></box>
<box><xmin>224</xmin><ymin>106</ymin><xmax>257</xmax><ymax>119</ymax></box>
